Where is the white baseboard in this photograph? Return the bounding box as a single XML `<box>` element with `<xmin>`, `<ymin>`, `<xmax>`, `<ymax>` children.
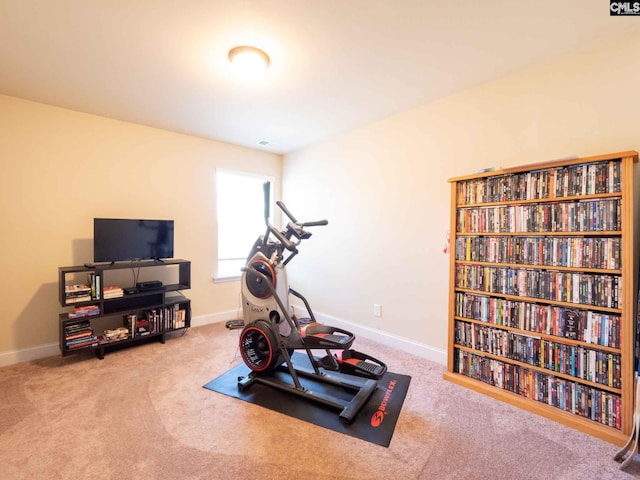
<box><xmin>190</xmin><ymin>308</ymin><xmax>242</xmax><ymax>328</ymax></box>
<box><xmin>0</xmin><ymin>343</ymin><xmax>60</xmax><ymax>368</ymax></box>
<box><xmin>0</xmin><ymin>307</ymin><xmax>446</xmax><ymax>368</ymax></box>
<box><xmin>292</xmin><ymin>306</ymin><xmax>447</xmax><ymax>365</ymax></box>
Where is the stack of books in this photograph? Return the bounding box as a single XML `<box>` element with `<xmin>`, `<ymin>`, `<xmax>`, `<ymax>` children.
<box><xmin>103</xmin><ymin>285</ymin><xmax>124</xmax><ymax>299</ymax></box>
<box><xmin>102</xmin><ymin>327</ymin><xmax>129</xmax><ymax>343</ymax></box>
<box><xmin>64</xmin><ymin>321</ymin><xmax>98</xmax><ymax>351</ymax></box>
<box><xmin>64</xmin><ymin>284</ymin><xmax>92</xmax><ymax>304</ymax></box>
<box><xmin>68</xmin><ymin>305</ymin><xmax>100</xmax><ymax>319</ymax></box>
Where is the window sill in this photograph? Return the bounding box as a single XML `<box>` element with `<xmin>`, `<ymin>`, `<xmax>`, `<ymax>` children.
<box><xmin>213</xmin><ymin>274</ymin><xmax>241</xmax><ymax>283</ymax></box>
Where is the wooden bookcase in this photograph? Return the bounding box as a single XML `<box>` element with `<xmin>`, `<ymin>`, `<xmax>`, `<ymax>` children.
<box><xmin>443</xmin><ymin>151</ymin><xmax>638</xmax><ymax>445</ymax></box>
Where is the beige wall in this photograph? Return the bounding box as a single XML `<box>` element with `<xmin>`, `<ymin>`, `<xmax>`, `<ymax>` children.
<box><xmin>282</xmin><ymin>32</ymin><xmax>640</xmax><ymax>356</ymax></box>
<box><xmin>0</xmin><ymin>95</ymin><xmax>280</xmax><ymax>359</ymax></box>
<box><xmin>4</xmin><ymin>31</ymin><xmax>640</xmax><ymax>365</ymax></box>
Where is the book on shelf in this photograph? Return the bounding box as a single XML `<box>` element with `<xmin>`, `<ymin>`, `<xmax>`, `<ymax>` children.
<box><xmin>103</xmin><ymin>285</ymin><xmax>124</xmax><ymax>299</ymax></box>
<box><xmin>102</xmin><ymin>328</ymin><xmax>129</xmax><ymax>343</ymax></box>
<box><xmin>135</xmin><ymin>318</ymin><xmax>151</xmax><ymax>336</ymax></box>
<box><xmin>66</xmin><ymin>336</ymin><xmax>99</xmax><ymax>349</ymax></box>
<box><xmin>65</xmin><ymin>295</ymin><xmax>92</xmax><ymax>304</ymax></box>
<box><xmin>68</xmin><ymin>305</ymin><xmax>100</xmax><ymax>319</ymax></box>
<box><xmin>64</xmin><ymin>317</ymin><xmax>97</xmax><ymax>349</ymax></box>
<box><xmin>66</xmin><ymin>334</ymin><xmax>97</xmax><ymax>345</ymax></box>
<box><xmin>123</xmin><ymin>313</ymin><xmax>136</xmax><ymax>337</ymax></box>
<box><xmin>65</xmin><ymin>330</ymin><xmax>94</xmax><ymax>341</ymax></box>
<box><xmin>87</xmin><ymin>273</ymin><xmax>101</xmax><ymax>300</ymax></box>
<box><xmin>176</xmin><ymin>308</ymin><xmax>186</xmax><ymax>328</ymax></box>
<box><xmin>65</xmin><ymin>284</ymin><xmax>92</xmax><ymax>303</ymax></box>
<box><xmin>64</xmin><ymin>320</ymin><xmax>90</xmax><ymax>332</ymax></box>
<box><xmin>563</xmin><ymin>309</ymin><xmax>579</xmax><ymax>340</ymax></box>
<box><xmin>65</xmin><ymin>284</ymin><xmax>91</xmax><ymax>294</ymax></box>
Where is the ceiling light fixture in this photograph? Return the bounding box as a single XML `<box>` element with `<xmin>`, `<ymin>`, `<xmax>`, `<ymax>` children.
<box><xmin>228</xmin><ymin>46</ymin><xmax>270</xmax><ymax>79</ymax></box>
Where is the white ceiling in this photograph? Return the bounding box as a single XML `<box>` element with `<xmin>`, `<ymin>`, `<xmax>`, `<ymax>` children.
<box><xmin>1</xmin><ymin>1</ymin><xmax>638</xmax><ymax>154</ymax></box>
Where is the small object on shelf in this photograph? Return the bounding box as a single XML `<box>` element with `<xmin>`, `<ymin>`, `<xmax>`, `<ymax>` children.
<box><xmin>64</xmin><ymin>283</ymin><xmax>92</xmax><ymax>303</ymax></box>
<box><xmin>136</xmin><ymin>280</ymin><xmax>164</xmax><ymax>291</ymax></box>
<box><xmin>103</xmin><ymin>328</ymin><xmax>129</xmax><ymax>342</ymax></box>
<box><xmin>472</xmin><ymin>166</ymin><xmax>501</xmax><ymax>174</ymax></box>
<box><xmin>103</xmin><ymin>285</ymin><xmax>124</xmax><ymax>299</ymax></box>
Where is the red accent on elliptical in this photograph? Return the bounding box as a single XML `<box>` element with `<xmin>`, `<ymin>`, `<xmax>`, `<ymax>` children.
<box><xmin>250</xmin><ymin>258</ymin><xmax>276</xmax><ymax>299</ymax></box>
<box><xmin>239</xmin><ymin>325</ymin><xmax>274</xmax><ymax>372</ymax></box>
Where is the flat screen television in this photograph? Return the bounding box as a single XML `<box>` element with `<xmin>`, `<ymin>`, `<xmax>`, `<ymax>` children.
<box><xmin>94</xmin><ymin>218</ymin><xmax>174</xmax><ymax>263</ymax></box>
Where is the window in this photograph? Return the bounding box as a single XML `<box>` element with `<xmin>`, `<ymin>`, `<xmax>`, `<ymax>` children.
<box><xmin>216</xmin><ymin>169</ymin><xmax>274</xmax><ymax>280</ymax></box>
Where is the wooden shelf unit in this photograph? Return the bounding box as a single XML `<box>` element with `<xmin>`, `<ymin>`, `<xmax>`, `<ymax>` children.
<box><xmin>444</xmin><ymin>151</ymin><xmax>638</xmax><ymax>445</ymax></box>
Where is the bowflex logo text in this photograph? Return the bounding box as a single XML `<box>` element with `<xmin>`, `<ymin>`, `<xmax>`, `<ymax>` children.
<box><xmin>610</xmin><ymin>1</ymin><xmax>640</xmax><ymax>15</ymax></box>
<box><xmin>371</xmin><ymin>379</ymin><xmax>397</xmax><ymax>427</ymax></box>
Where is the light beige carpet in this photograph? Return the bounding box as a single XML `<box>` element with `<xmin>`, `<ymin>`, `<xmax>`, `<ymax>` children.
<box><xmin>0</xmin><ymin>322</ymin><xmax>638</xmax><ymax>479</ymax></box>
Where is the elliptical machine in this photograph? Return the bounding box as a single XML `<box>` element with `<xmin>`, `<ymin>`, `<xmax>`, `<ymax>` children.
<box><xmin>237</xmin><ymin>182</ymin><xmax>387</xmax><ymax>423</ymax></box>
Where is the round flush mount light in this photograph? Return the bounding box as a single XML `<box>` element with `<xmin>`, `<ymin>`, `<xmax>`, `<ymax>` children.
<box><xmin>228</xmin><ymin>46</ymin><xmax>270</xmax><ymax>78</ymax></box>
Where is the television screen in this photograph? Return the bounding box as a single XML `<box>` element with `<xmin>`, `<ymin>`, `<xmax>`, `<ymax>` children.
<box><xmin>94</xmin><ymin>218</ymin><xmax>174</xmax><ymax>263</ymax></box>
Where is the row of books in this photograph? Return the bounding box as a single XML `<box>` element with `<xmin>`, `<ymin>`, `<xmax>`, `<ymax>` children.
<box><xmin>454</xmin><ymin>292</ymin><xmax>621</xmax><ymax>348</ymax></box>
<box><xmin>145</xmin><ymin>305</ymin><xmax>187</xmax><ymax>331</ymax></box>
<box><xmin>455</xmin><ymin>236</ymin><xmax>621</xmax><ymax>270</ymax></box>
<box><xmin>456</xmin><ymin>160</ymin><xmax>622</xmax><ymax>205</ymax></box>
<box><xmin>454</xmin><ymin>348</ymin><xmax>621</xmax><ymax>429</ymax></box>
<box><xmin>454</xmin><ymin>320</ymin><xmax>621</xmax><ymax>388</ymax></box>
<box><xmin>123</xmin><ymin>304</ymin><xmax>187</xmax><ymax>338</ymax></box>
<box><xmin>455</xmin><ymin>265</ymin><xmax>622</xmax><ymax>309</ymax></box>
<box><xmin>456</xmin><ymin>198</ymin><xmax>621</xmax><ymax>233</ymax></box>
<box><xmin>64</xmin><ymin>320</ymin><xmax>98</xmax><ymax>350</ymax></box>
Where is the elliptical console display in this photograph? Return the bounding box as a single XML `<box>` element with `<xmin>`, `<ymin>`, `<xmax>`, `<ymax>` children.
<box><xmin>237</xmin><ymin>182</ymin><xmax>386</xmax><ymax>423</ymax></box>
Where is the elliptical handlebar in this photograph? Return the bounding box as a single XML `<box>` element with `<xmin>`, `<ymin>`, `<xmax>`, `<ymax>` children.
<box><xmin>276</xmin><ymin>200</ymin><xmax>328</xmax><ymax>231</ymax></box>
<box><xmin>261</xmin><ymin>181</ymin><xmax>327</xmax><ymax>255</ymax></box>
<box><xmin>276</xmin><ymin>200</ymin><xmax>297</xmax><ymax>223</ymax></box>
<box><xmin>302</xmin><ymin>220</ymin><xmax>328</xmax><ymax>227</ymax></box>
<box><xmin>263</xmin><ymin>181</ymin><xmax>271</xmax><ymax>224</ymax></box>
<box><xmin>276</xmin><ymin>200</ymin><xmax>328</xmax><ymax>229</ymax></box>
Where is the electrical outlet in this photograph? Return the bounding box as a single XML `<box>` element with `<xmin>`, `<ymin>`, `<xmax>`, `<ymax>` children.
<box><xmin>373</xmin><ymin>304</ymin><xmax>382</xmax><ymax>318</ymax></box>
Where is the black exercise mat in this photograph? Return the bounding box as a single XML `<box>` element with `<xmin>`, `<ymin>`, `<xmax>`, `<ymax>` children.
<box><xmin>203</xmin><ymin>353</ymin><xmax>411</xmax><ymax>447</ymax></box>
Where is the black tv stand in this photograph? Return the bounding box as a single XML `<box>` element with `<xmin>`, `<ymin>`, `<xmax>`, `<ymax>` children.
<box><xmin>58</xmin><ymin>259</ymin><xmax>191</xmax><ymax>359</ymax></box>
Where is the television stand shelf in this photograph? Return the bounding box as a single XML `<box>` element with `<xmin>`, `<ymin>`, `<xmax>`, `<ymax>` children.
<box><xmin>58</xmin><ymin>259</ymin><xmax>191</xmax><ymax>359</ymax></box>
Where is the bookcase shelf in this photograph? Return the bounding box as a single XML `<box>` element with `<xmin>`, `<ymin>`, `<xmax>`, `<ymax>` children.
<box><xmin>445</xmin><ymin>151</ymin><xmax>638</xmax><ymax>445</ymax></box>
<box><xmin>58</xmin><ymin>259</ymin><xmax>191</xmax><ymax>359</ymax></box>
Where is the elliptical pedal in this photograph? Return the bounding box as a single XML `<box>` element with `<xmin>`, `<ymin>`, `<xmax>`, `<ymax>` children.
<box><xmin>347</xmin><ymin>359</ymin><xmax>385</xmax><ymax>377</ymax></box>
<box><xmin>334</xmin><ymin>349</ymin><xmax>387</xmax><ymax>380</ymax></box>
<box><xmin>300</xmin><ymin>323</ymin><xmax>355</xmax><ymax>349</ymax></box>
